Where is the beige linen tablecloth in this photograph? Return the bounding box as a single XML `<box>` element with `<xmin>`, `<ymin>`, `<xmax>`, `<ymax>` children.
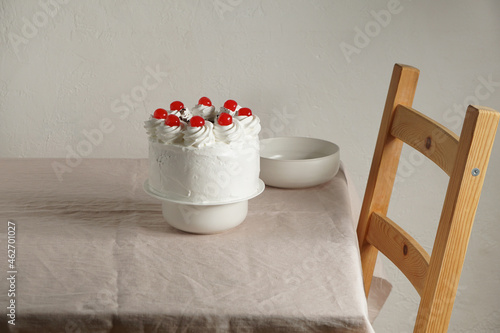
<box><xmin>0</xmin><ymin>158</ymin><xmax>379</xmax><ymax>332</ymax></box>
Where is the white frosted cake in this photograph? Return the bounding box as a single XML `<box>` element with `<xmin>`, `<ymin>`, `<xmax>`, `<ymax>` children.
<box><xmin>145</xmin><ymin>98</ymin><xmax>261</xmax><ymax>204</ymax></box>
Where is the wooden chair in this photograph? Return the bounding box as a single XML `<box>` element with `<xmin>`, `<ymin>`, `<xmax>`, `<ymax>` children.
<box><xmin>357</xmin><ymin>64</ymin><xmax>500</xmax><ymax>332</ymax></box>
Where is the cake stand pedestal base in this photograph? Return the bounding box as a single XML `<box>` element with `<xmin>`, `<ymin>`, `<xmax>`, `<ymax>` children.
<box><xmin>143</xmin><ymin>179</ymin><xmax>265</xmax><ymax>235</ymax></box>
<box><xmin>161</xmin><ymin>200</ymin><xmax>248</xmax><ymax>234</ymax></box>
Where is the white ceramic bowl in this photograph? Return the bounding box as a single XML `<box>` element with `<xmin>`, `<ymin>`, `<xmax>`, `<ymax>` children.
<box><xmin>260</xmin><ymin>137</ymin><xmax>340</xmax><ymax>188</ymax></box>
<box><xmin>161</xmin><ymin>200</ymin><xmax>248</xmax><ymax>234</ymax></box>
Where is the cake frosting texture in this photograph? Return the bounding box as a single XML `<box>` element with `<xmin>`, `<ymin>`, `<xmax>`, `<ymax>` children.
<box><xmin>146</xmin><ymin>98</ymin><xmax>261</xmax><ymax>204</ymax></box>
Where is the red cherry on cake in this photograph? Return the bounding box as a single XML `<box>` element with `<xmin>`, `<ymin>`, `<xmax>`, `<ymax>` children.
<box><xmin>218</xmin><ymin>112</ymin><xmax>233</xmax><ymax>126</ymax></box>
<box><xmin>153</xmin><ymin>108</ymin><xmax>168</xmax><ymax>119</ymax></box>
<box><xmin>223</xmin><ymin>99</ymin><xmax>238</xmax><ymax>112</ymax></box>
<box><xmin>165</xmin><ymin>114</ymin><xmax>181</xmax><ymax>127</ymax></box>
<box><xmin>170</xmin><ymin>101</ymin><xmax>184</xmax><ymax>111</ymax></box>
<box><xmin>238</xmin><ymin>108</ymin><xmax>252</xmax><ymax>117</ymax></box>
<box><xmin>190</xmin><ymin>116</ymin><xmax>205</xmax><ymax>127</ymax></box>
<box><xmin>198</xmin><ymin>97</ymin><xmax>212</xmax><ymax>107</ymax></box>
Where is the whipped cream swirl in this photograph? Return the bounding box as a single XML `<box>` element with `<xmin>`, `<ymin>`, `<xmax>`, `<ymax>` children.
<box><xmin>192</xmin><ymin>104</ymin><xmax>217</xmax><ymax>122</ymax></box>
<box><xmin>183</xmin><ymin>122</ymin><xmax>215</xmax><ymax>148</ymax></box>
<box><xmin>214</xmin><ymin>119</ymin><xmax>244</xmax><ymax>144</ymax></box>
<box><xmin>144</xmin><ymin>116</ymin><xmax>164</xmax><ymax>139</ymax></box>
<box><xmin>235</xmin><ymin>115</ymin><xmax>261</xmax><ymax>138</ymax></box>
<box><xmin>157</xmin><ymin>123</ymin><xmax>183</xmax><ymax>144</ymax></box>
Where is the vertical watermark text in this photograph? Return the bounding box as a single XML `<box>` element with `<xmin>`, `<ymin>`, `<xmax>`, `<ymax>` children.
<box><xmin>6</xmin><ymin>220</ymin><xmax>17</xmax><ymax>326</ymax></box>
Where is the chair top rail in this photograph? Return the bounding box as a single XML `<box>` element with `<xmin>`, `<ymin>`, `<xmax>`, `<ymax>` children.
<box><xmin>390</xmin><ymin>105</ymin><xmax>459</xmax><ymax>176</ymax></box>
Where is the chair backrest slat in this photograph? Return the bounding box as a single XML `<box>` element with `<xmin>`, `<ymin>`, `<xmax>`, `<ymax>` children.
<box><xmin>391</xmin><ymin>105</ymin><xmax>459</xmax><ymax>176</ymax></box>
<box><xmin>357</xmin><ymin>64</ymin><xmax>500</xmax><ymax>332</ymax></box>
<box><xmin>366</xmin><ymin>212</ymin><xmax>430</xmax><ymax>296</ymax></box>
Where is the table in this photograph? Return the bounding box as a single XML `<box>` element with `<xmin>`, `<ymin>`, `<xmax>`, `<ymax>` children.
<box><xmin>0</xmin><ymin>158</ymin><xmax>381</xmax><ymax>332</ymax></box>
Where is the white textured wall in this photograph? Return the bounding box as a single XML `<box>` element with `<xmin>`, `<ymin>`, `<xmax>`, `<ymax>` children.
<box><xmin>1</xmin><ymin>0</ymin><xmax>500</xmax><ymax>331</ymax></box>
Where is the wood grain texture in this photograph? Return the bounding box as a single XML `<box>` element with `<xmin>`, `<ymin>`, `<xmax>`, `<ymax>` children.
<box><xmin>391</xmin><ymin>105</ymin><xmax>459</xmax><ymax>176</ymax></box>
<box><xmin>415</xmin><ymin>106</ymin><xmax>500</xmax><ymax>332</ymax></box>
<box><xmin>357</xmin><ymin>63</ymin><xmax>420</xmax><ymax>296</ymax></box>
<box><xmin>357</xmin><ymin>64</ymin><xmax>500</xmax><ymax>333</ymax></box>
<box><xmin>366</xmin><ymin>212</ymin><xmax>430</xmax><ymax>296</ymax></box>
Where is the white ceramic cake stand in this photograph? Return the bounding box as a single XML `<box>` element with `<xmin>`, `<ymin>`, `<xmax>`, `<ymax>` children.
<box><xmin>143</xmin><ymin>180</ymin><xmax>265</xmax><ymax>234</ymax></box>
